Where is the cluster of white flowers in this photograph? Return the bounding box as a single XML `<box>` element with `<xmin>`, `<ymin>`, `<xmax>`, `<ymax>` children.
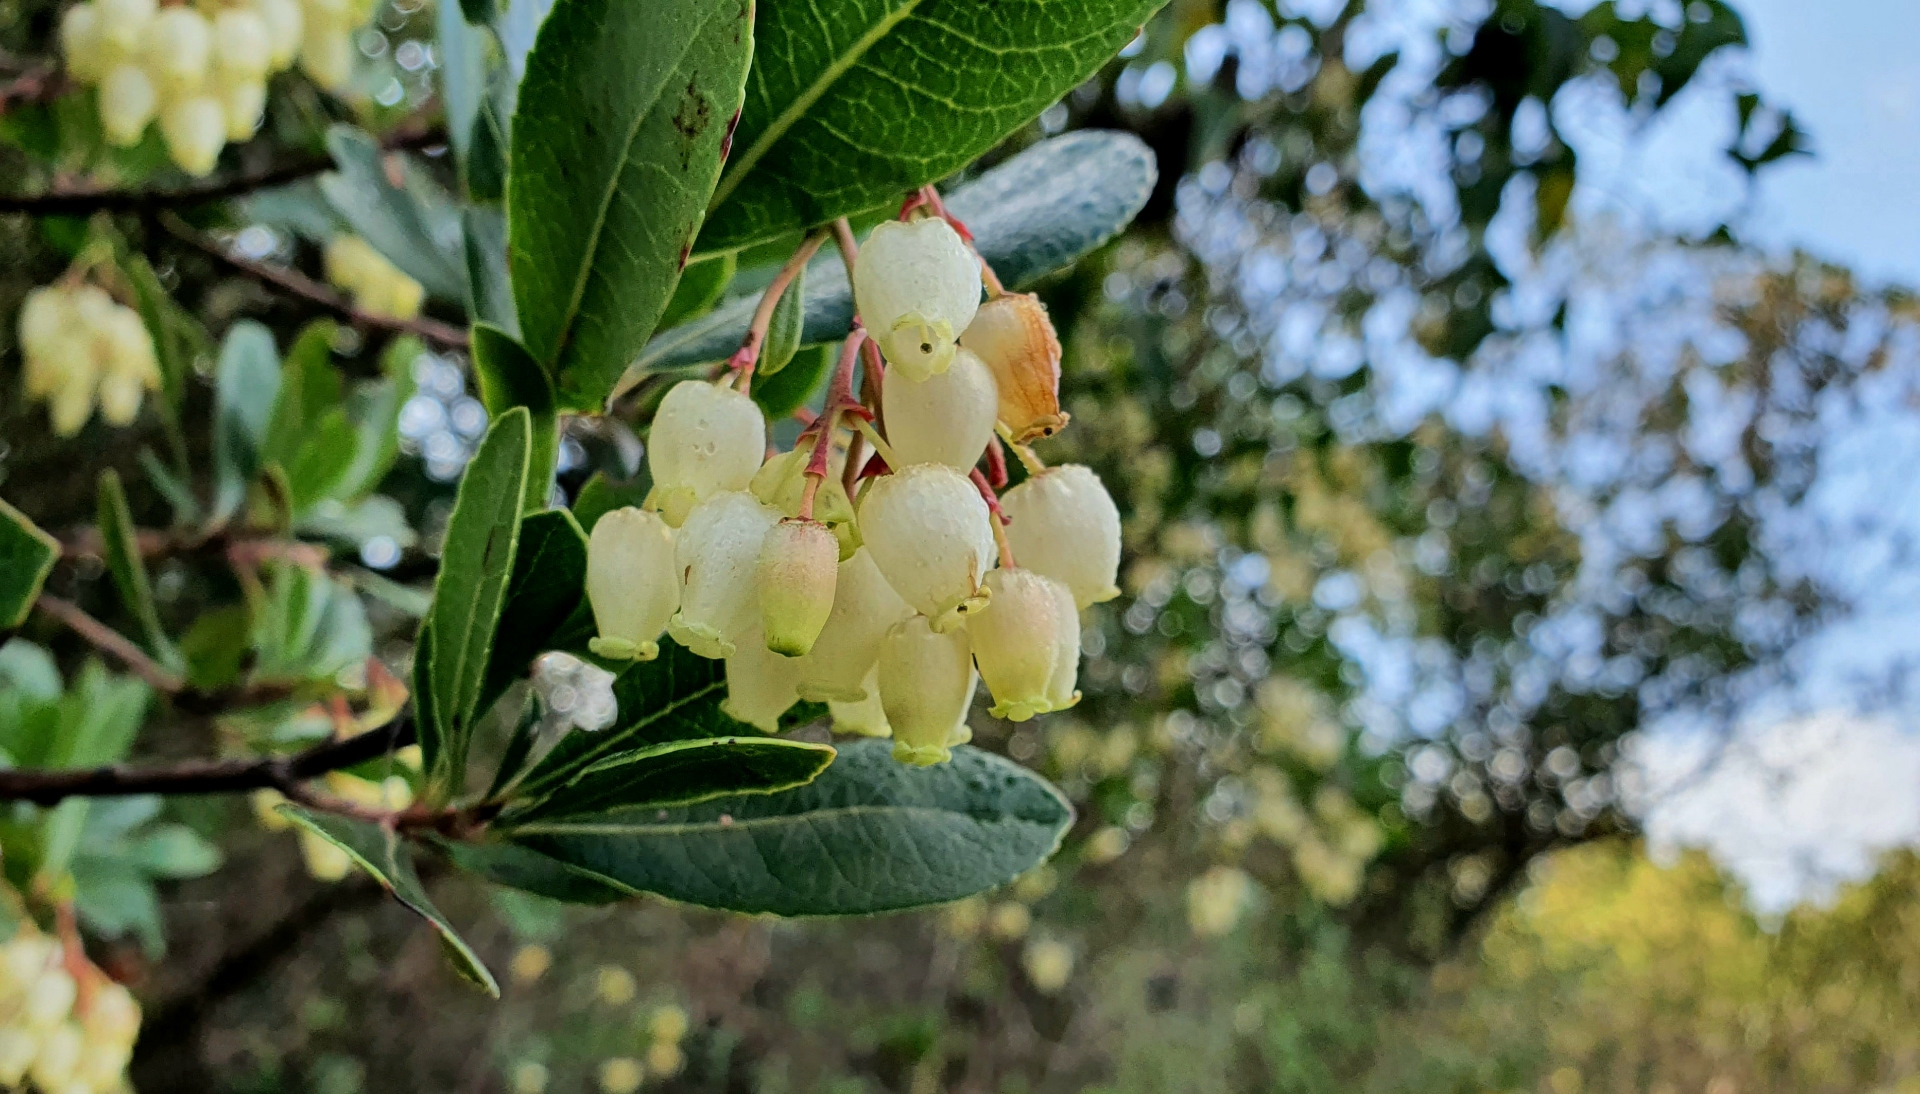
<box><xmin>324</xmin><ymin>236</ymin><xmax>426</xmax><ymax>320</ymax></box>
<box><xmin>16</xmin><ymin>282</ymin><xmax>160</xmax><ymax>437</ymax></box>
<box><xmin>586</xmin><ymin>215</ymin><xmax>1121</xmax><ymax>765</ymax></box>
<box><xmin>0</xmin><ymin>927</ymin><xmax>141</xmax><ymax>1093</ymax></box>
<box><xmin>60</xmin><ymin>0</ymin><xmax>369</xmax><ymax>175</ymax></box>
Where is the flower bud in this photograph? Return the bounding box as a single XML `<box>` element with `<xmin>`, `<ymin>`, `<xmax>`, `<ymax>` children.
<box><xmin>95</xmin><ymin>0</ymin><xmax>156</xmax><ymax>57</ymax></box>
<box><xmin>586</xmin><ymin>506</ymin><xmax>679</xmax><ymax>661</ymax></box>
<box><xmin>160</xmin><ymin>94</ymin><xmax>227</xmax><ymax>176</ymax></box>
<box><xmin>721</xmin><ymin>625</ymin><xmax>804</xmax><ymax>733</ymax></box>
<box><xmin>999</xmin><ymin>464</ymin><xmax>1122</xmax><ymax>608</ymax></box>
<box><xmin>793</xmin><ymin>547</ymin><xmax>912</xmax><ymax>703</ymax></box>
<box><xmin>858</xmin><ymin>463</ymin><xmax>995</xmax><ymax>631</ymax></box>
<box><xmin>879</xmin><ymin>615</ymin><xmax>976</xmax><ymax>766</ymax></box>
<box><xmin>881</xmin><ymin>345</ymin><xmax>997</xmax><ymax>471</ymax></box>
<box><xmin>751</xmin><ymin>446</ymin><xmax>859</xmax><ymax>557</ymax></box>
<box><xmin>213</xmin><ymin>9</ymin><xmax>272</xmax><ymax>81</ymax></box>
<box><xmin>828</xmin><ymin>671</ymin><xmax>891</xmax><ymax>737</ymax></box>
<box><xmin>668</xmin><ymin>491</ymin><xmax>779</xmax><ymax>659</ymax></box>
<box><xmin>757</xmin><ymin>518</ymin><xmax>839</xmax><ymax>656</ymax></box>
<box><xmin>0</xmin><ymin>1028</ymin><xmax>33</xmax><ymax>1087</ymax></box>
<box><xmin>300</xmin><ymin>24</ymin><xmax>352</xmax><ymax>90</ymax></box>
<box><xmin>60</xmin><ymin>4</ymin><xmax>106</xmax><ymax>82</ymax></box>
<box><xmin>221</xmin><ymin>77</ymin><xmax>267</xmax><ymax>142</ymax></box>
<box><xmin>147</xmin><ymin>7</ymin><xmax>213</xmax><ymax>86</ymax></box>
<box><xmin>966</xmin><ymin>568</ymin><xmax>1063</xmax><ymax>722</ymax></box>
<box><xmin>959</xmin><ymin>291</ymin><xmax>1069</xmax><ymax>442</ymax></box>
<box><xmin>29</xmin><ymin>1022</ymin><xmax>83</xmax><ymax>1090</ymax></box>
<box><xmin>23</xmin><ymin>967</ymin><xmax>77</xmax><ymax>1028</ymax></box>
<box><xmin>1043</xmin><ymin>578</ymin><xmax>1081</xmax><ymax>712</ymax></box>
<box><xmin>259</xmin><ymin>0</ymin><xmax>304</xmax><ymax>68</ymax></box>
<box><xmin>98</xmin><ymin>62</ymin><xmax>158</xmax><ymax>146</ymax></box>
<box><xmin>647</xmin><ymin>380</ymin><xmax>767</xmax><ymax>527</ymax></box>
<box><xmin>852</xmin><ymin>217</ymin><xmax>981</xmax><ymax>382</ymax></box>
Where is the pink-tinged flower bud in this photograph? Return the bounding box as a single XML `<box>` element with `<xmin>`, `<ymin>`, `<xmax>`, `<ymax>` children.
<box><xmin>959</xmin><ymin>292</ymin><xmax>1069</xmax><ymax>442</ymax></box>
<box><xmin>757</xmin><ymin>518</ymin><xmax>839</xmax><ymax>656</ymax></box>
<box><xmin>853</xmin><ymin>218</ymin><xmax>981</xmax><ymax>381</ymax></box>
<box><xmin>98</xmin><ymin>62</ymin><xmax>157</xmax><ymax>146</ymax></box>
<box><xmin>794</xmin><ymin>547</ymin><xmax>913</xmax><ymax>703</ymax></box>
<box><xmin>881</xmin><ymin>345</ymin><xmax>998</xmax><ymax>471</ymax></box>
<box><xmin>967</xmin><ymin>568</ymin><xmax>1064</xmax><ymax>722</ymax></box>
<box><xmin>647</xmin><ymin>380</ymin><xmax>766</xmax><ymax>526</ymax></box>
<box><xmin>722</xmin><ymin>625</ymin><xmax>805</xmax><ymax>733</ymax></box>
<box><xmin>879</xmin><ymin>615</ymin><xmax>976</xmax><ymax>766</ymax></box>
<box><xmin>668</xmin><ymin>491</ymin><xmax>779</xmax><ymax>659</ymax></box>
<box><xmin>160</xmin><ymin>94</ymin><xmax>226</xmax><ymax>176</ymax></box>
<box><xmin>999</xmin><ymin>464</ymin><xmax>1122</xmax><ymax>609</ymax></box>
<box><xmin>859</xmin><ymin>463</ymin><xmax>995</xmax><ymax>631</ymax></box>
<box><xmin>1043</xmin><ymin>578</ymin><xmax>1081</xmax><ymax>712</ymax></box>
<box><xmin>586</xmin><ymin>507</ymin><xmax>679</xmax><ymax>661</ymax></box>
<box><xmin>828</xmin><ymin>670</ymin><xmax>891</xmax><ymax>737</ymax></box>
<box><xmin>751</xmin><ymin>446</ymin><xmax>859</xmax><ymax>558</ymax></box>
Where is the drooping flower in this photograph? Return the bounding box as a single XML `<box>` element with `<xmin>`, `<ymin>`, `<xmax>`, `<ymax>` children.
<box><xmin>668</xmin><ymin>491</ymin><xmax>780</xmax><ymax>659</ymax></box>
<box><xmin>852</xmin><ymin>217</ymin><xmax>981</xmax><ymax>381</ymax></box>
<box><xmin>959</xmin><ymin>292</ymin><xmax>1069</xmax><ymax>442</ymax></box>
<box><xmin>586</xmin><ymin>507</ymin><xmax>679</xmax><ymax>661</ymax></box>
<box><xmin>881</xmin><ymin>345</ymin><xmax>998</xmax><ymax>471</ymax></box>
<box><xmin>756</xmin><ymin>517</ymin><xmax>840</xmax><ymax>656</ymax></box>
<box><xmin>722</xmin><ymin>625</ymin><xmax>804</xmax><ymax>733</ymax></box>
<box><xmin>648</xmin><ymin>380</ymin><xmax>767</xmax><ymax>526</ymax></box>
<box><xmin>794</xmin><ymin>547</ymin><xmax>913</xmax><ymax>703</ymax></box>
<box><xmin>1043</xmin><ymin>577</ymin><xmax>1082</xmax><ymax>713</ymax></box>
<box><xmin>999</xmin><ymin>464</ymin><xmax>1122</xmax><ymax>608</ymax></box>
<box><xmin>879</xmin><ymin>615</ymin><xmax>976</xmax><ymax>766</ymax></box>
<box><xmin>858</xmin><ymin>463</ymin><xmax>995</xmax><ymax>631</ymax></box>
<box><xmin>966</xmin><ymin>568</ymin><xmax>1064</xmax><ymax>722</ymax></box>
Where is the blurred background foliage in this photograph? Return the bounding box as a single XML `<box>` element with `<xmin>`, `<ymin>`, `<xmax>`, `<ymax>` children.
<box><xmin>2</xmin><ymin>0</ymin><xmax>1917</xmax><ymax>1088</ymax></box>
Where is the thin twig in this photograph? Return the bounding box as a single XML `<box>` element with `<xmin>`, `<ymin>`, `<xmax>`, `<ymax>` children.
<box><xmin>0</xmin><ymin>127</ymin><xmax>445</xmax><ymax>216</ymax></box>
<box><xmin>159</xmin><ymin>211</ymin><xmax>470</xmax><ymax>348</ymax></box>
<box><xmin>0</xmin><ymin>713</ymin><xmax>416</xmax><ymax>805</ymax></box>
<box><xmin>727</xmin><ymin>230</ymin><xmax>826</xmax><ymax>392</ymax></box>
<box><xmin>33</xmin><ymin>595</ymin><xmax>184</xmax><ymax>694</ymax></box>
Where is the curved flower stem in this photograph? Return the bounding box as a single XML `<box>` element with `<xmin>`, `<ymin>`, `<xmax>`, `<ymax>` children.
<box><xmin>970</xmin><ymin>468</ymin><xmax>1017</xmax><ymax>570</ymax></box>
<box><xmin>728</xmin><ymin>230</ymin><xmax>826</xmax><ymax>393</ymax></box>
<box><xmin>799</xmin><ymin>329</ymin><xmax>872</xmax><ymax>519</ymax></box>
<box><xmin>984</xmin><ymin>434</ymin><xmax>1010</xmax><ymax>490</ymax></box>
<box><xmin>996</xmin><ymin>423</ymin><xmax>1047</xmax><ymax>475</ymax></box>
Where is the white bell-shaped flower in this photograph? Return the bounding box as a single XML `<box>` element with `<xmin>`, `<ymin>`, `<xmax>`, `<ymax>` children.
<box><xmin>852</xmin><ymin>218</ymin><xmax>981</xmax><ymax>381</ymax></box>
<box><xmin>722</xmin><ymin>625</ymin><xmax>804</xmax><ymax>733</ymax></box>
<box><xmin>879</xmin><ymin>615</ymin><xmax>976</xmax><ymax>766</ymax></box>
<box><xmin>98</xmin><ymin>63</ymin><xmax>156</xmax><ymax>146</ymax></box>
<box><xmin>959</xmin><ymin>292</ymin><xmax>1069</xmax><ymax>442</ymax></box>
<box><xmin>258</xmin><ymin>0</ymin><xmax>303</xmax><ymax>68</ymax></box>
<box><xmin>29</xmin><ymin>1023</ymin><xmax>82</xmax><ymax>1090</ymax></box>
<box><xmin>1043</xmin><ymin>577</ymin><xmax>1081</xmax><ymax>712</ymax></box>
<box><xmin>668</xmin><ymin>491</ymin><xmax>780</xmax><ymax>659</ymax></box>
<box><xmin>999</xmin><ymin>464</ymin><xmax>1122</xmax><ymax>608</ymax></box>
<box><xmin>146</xmin><ymin>7</ymin><xmax>211</xmax><ymax>86</ymax></box>
<box><xmin>160</xmin><ymin>94</ymin><xmax>227</xmax><ymax>176</ymax></box>
<box><xmin>222</xmin><ymin>78</ymin><xmax>267</xmax><ymax>142</ymax></box>
<box><xmin>757</xmin><ymin>518</ymin><xmax>839</xmax><ymax>656</ymax></box>
<box><xmin>648</xmin><ymin>379</ymin><xmax>767</xmax><ymax>526</ymax></box>
<box><xmin>586</xmin><ymin>507</ymin><xmax>679</xmax><ymax>661</ymax></box>
<box><xmin>967</xmin><ymin>568</ymin><xmax>1064</xmax><ymax>722</ymax></box>
<box><xmin>60</xmin><ymin>5</ymin><xmax>105</xmax><ymax>81</ymax></box>
<box><xmin>212</xmin><ymin>9</ymin><xmax>272</xmax><ymax>80</ymax></box>
<box><xmin>859</xmin><ymin>463</ymin><xmax>995</xmax><ymax>631</ymax></box>
<box><xmin>881</xmin><ymin>345</ymin><xmax>998</xmax><ymax>471</ymax></box>
<box><xmin>828</xmin><ymin>669</ymin><xmax>891</xmax><ymax>737</ymax></box>
<box><xmin>794</xmin><ymin>547</ymin><xmax>912</xmax><ymax>703</ymax></box>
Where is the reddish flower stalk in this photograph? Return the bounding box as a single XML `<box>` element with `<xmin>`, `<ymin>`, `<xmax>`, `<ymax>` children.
<box><xmin>984</xmin><ymin>433</ymin><xmax>1010</xmax><ymax>490</ymax></box>
<box><xmin>799</xmin><ymin>329</ymin><xmax>873</xmax><ymax>519</ymax></box>
<box><xmin>970</xmin><ymin>467</ymin><xmax>1018</xmax><ymax>570</ymax></box>
<box><xmin>727</xmin><ymin>230</ymin><xmax>826</xmax><ymax>393</ymax></box>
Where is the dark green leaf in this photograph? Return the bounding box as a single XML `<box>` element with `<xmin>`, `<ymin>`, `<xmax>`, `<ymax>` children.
<box><xmin>283</xmin><ymin>409</ymin><xmax>361</xmax><ymax>516</ymax></box>
<box><xmin>320</xmin><ymin>125</ymin><xmax>469</xmax><ymax>302</ymax></box>
<box><xmin>96</xmin><ymin>469</ymin><xmax>180</xmax><ymax>670</ymax></box>
<box><xmin>478</xmin><ymin>508</ymin><xmax>586</xmax><ymax>719</ymax></box>
<box><xmin>506</xmin><ymin>0</ymin><xmax>754</xmax><ymax>409</ymax></box>
<box><xmin>759</xmin><ymin>263</ymin><xmax>805</xmax><ymax>376</ymax></box>
<box><xmin>464</xmin><ymin>78</ymin><xmax>513</xmax><ymax>204</ymax></box>
<box><xmin>657</xmin><ymin>252</ymin><xmax>735</xmax><ymax>331</ymax></box>
<box><xmin>470</xmin><ymin>324</ymin><xmax>556</xmax><ymax>512</ymax></box>
<box><xmin>642</xmin><ymin>131</ymin><xmax>1157</xmax><ymax>370</ymax></box>
<box><xmin>437</xmin><ymin>837</ymin><xmax>627</xmax><ymax>904</ymax></box>
<box><xmin>696</xmin><ymin>0</ymin><xmax>1165</xmax><ymax>254</ymax></box>
<box><xmin>503</xmin><ymin>736</ymin><xmax>835</xmax><ymax>822</ymax></box>
<box><xmin>751</xmin><ymin>341</ymin><xmax>833</xmax><ymax>420</ymax></box>
<box><xmin>422</xmin><ymin>407</ymin><xmax>532</xmax><ymax>792</ymax></box>
<box><xmin>211</xmin><ymin>321</ymin><xmax>282</xmax><ymax>523</ymax></box>
<box><xmin>464</xmin><ymin>207</ymin><xmax>518</xmax><ymax>335</ymax></box>
<box><xmin>277</xmin><ymin>805</ymin><xmax>500</xmax><ymax>995</ymax></box>
<box><xmin>0</xmin><ymin>499</ymin><xmax>59</xmax><ymax>630</ymax></box>
<box><xmin>512</xmin><ymin>740</ymin><xmax>1073</xmax><ymax>915</ymax></box>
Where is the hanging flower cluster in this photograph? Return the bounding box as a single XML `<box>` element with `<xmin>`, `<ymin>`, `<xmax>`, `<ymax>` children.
<box><xmin>587</xmin><ymin>205</ymin><xmax>1122</xmax><ymax>766</ymax></box>
<box><xmin>59</xmin><ymin>0</ymin><xmax>369</xmax><ymax>175</ymax></box>
<box><xmin>17</xmin><ymin>282</ymin><xmax>160</xmax><ymax>437</ymax></box>
<box><xmin>0</xmin><ymin>923</ymin><xmax>142</xmax><ymax>1093</ymax></box>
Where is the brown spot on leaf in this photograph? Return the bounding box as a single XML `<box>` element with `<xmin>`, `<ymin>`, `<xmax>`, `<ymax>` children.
<box><xmin>719</xmin><ymin>108</ymin><xmax>742</xmax><ymax>163</ymax></box>
<box><xmin>671</xmin><ymin>79</ymin><xmax>714</xmax><ymax>171</ymax></box>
